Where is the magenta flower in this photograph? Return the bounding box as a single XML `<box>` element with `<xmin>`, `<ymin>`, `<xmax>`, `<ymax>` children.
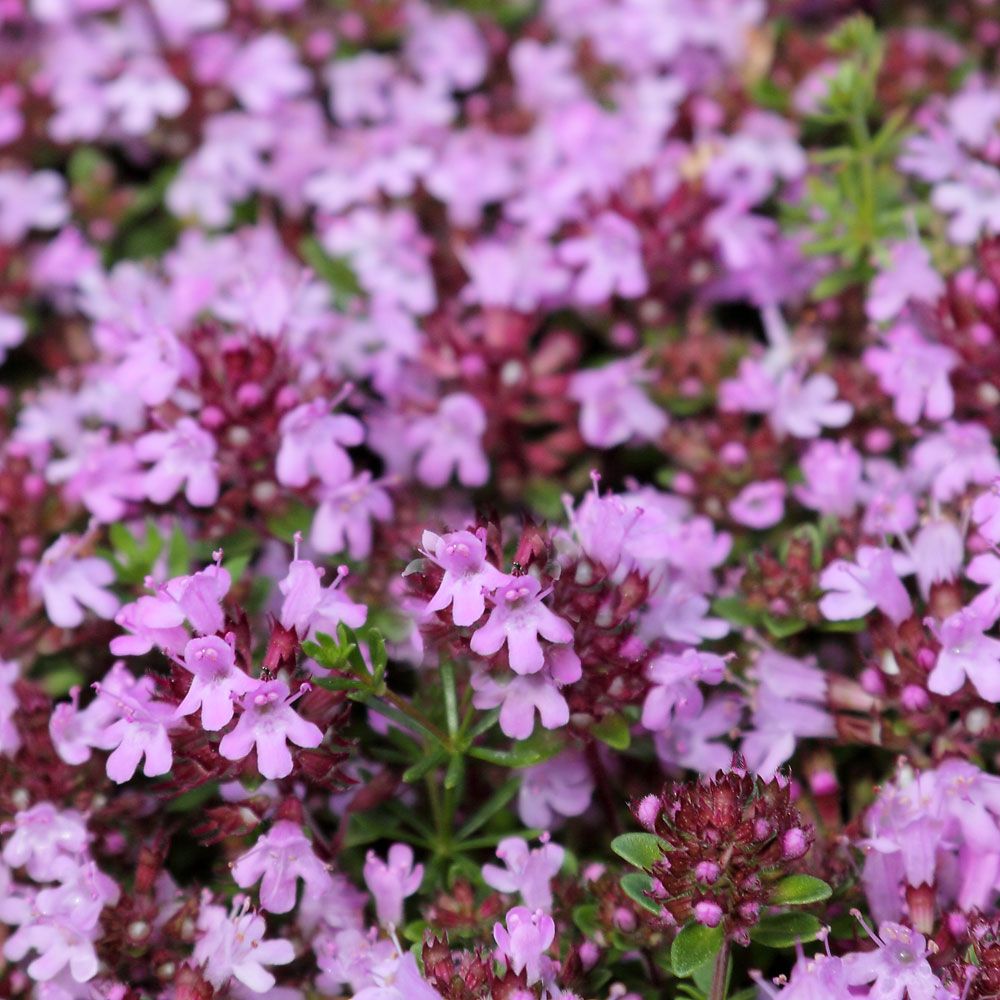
<box><xmin>278</xmin><ymin>553</ymin><xmax>367</xmax><ymax>641</ymax></box>
<box><xmin>110</xmin><ymin>592</ymin><xmax>187</xmax><ymax>658</ymax></box>
<box><xmin>819</xmin><ymin>546</ymin><xmax>913</xmax><ymax>625</ymax></box>
<box><xmin>471</xmin><ymin>647</ymin><xmax>580</xmax><ymax>739</ymax></box>
<box><xmin>770</xmin><ymin>368</ymin><xmax>852</xmax><ymax>439</ymax></box>
<box><xmin>276</xmin><ymin>398</ymin><xmax>364</xmax><ymax>489</ymax></box>
<box><xmin>363</xmin><ymin>843</ymin><xmax>423</xmax><ymax>927</ymax></box>
<box><xmin>193</xmin><ymin>896</ymin><xmax>295</xmax><ymax>993</ymax></box>
<box><xmin>641</xmin><ymin>648</ymin><xmax>726</xmax><ymax>732</ymax></box>
<box><xmin>406</xmin><ymin>392</ymin><xmax>490</xmax><ymax>488</ymax></box>
<box><xmin>30</xmin><ymin>535</ymin><xmax>119</xmax><ymax>629</ymax></box>
<box><xmin>926</xmin><ymin>604</ymin><xmax>1000</xmax><ymax>701</ymax></box>
<box><xmin>843</xmin><ymin>919</ymin><xmax>940</xmax><ymax>1000</ymax></box>
<box><xmin>218</xmin><ymin>680</ymin><xmax>324</xmax><ymax>780</ymax></box>
<box><xmin>45</xmin><ymin>433</ymin><xmax>145</xmax><ymax>523</ymax></box>
<box><xmin>0</xmin><ymin>659</ymin><xmax>19</xmax><ymax>757</ymax></box>
<box><xmin>470</xmin><ymin>574</ymin><xmax>574</xmax><ymax>675</ymax></box>
<box><xmin>165</xmin><ymin>561</ymin><xmax>232</xmax><ymax>635</ymax></box>
<box><xmin>654</xmin><ymin>695</ymin><xmax>744</xmax><ymax>776</ymax></box>
<box><xmin>482</xmin><ymin>836</ymin><xmax>564</xmax><ymax>912</ymax></box>
<box><xmin>225</xmin><ymin>34</ymin><xmax>309</xmax><ymax>114</ymax></box>
<box><xmin>231</xmin><ymin>820</ymin><xmax>333</xmax><ymax>914</ymax></box>
<box><xmin>2</xmin><ymin>803</ymin><xmax>90</xmax><ymax>882</ymax></box>
<box><xmin>311</xmin><ymin>473</ymin><xmax>393</xmax><ymax>560</ymax></box>
<box><xmin>0</xmin><ymin>168</ymin><xmax>68</xmax><ymax>243</ymax></box>
<box><xmin>91</xmin><ymin>671</ymin><xmax>177</xmax><ymax>784</ymax></box>
<box><xmin>973</xmin><ymin>480</ymin><xmax>1000</xmax><ymax>544</ymax></box>
<box><xmin>727</xmin><ymin>480</ymin><xmax>786</xmax><ymax>529</ymax></box>
<box><xmin>568</xmin><ymin>354</ymin><xmax>667</xmax><ymax>449</ymax></box>
<box><xmin>864</xmin><ymin>324</ymin><xmax>957</xmax><ymax>425</ymax></box>
<box><xmin>136</xmin><ymin>417</ymin><xmax>219</xmax><ymax>507</ymax></box>
<box><xmin>794</xmin><ymin>439</ymin><xmax>863</xmax><ymax>517</ymax></box>
<box><xmin>518</xmin><ymin>752</ymin><xmax>594</xmax><ymax>829</ymax></box>
<box><xmin>422</xmin><ymin>528</ymin><xmax>506</xmax><ymax>627</ymax></box>
<box><xmin>866</xmin><ymin>240</ymin><xmax>945</xmax><ymax>322</ymax></box>
<box><xmin>176</xmin><ymin>635</ymin><xmax>256</xmax><ymax>731</ymax></box>
<box><xmin>493</xmin><ymin>906</ymin><xmax>555</xmax><ymax>986</ymax></box>
<box><xmin>557</xmin><ymin>211</ymin><xmax>648</xmax><ymax>304</ymax></box>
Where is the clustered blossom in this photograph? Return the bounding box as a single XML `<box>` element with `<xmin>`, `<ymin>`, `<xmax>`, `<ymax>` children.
<box><xmin>3</xmin><ymin>0</ymin><xmax>1000</xmax><ymax>997</ymax></box>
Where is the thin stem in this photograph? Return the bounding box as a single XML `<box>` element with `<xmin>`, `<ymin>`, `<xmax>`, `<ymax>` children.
<box><xmin>709</xmin><ymin>940</ymin><xmax>730</xmax><ymax>1000</ymax></box>
<box><xmin>382</xmin><ymin>689</ymin><xmax>450</xmax><ymax>747</ymax></box>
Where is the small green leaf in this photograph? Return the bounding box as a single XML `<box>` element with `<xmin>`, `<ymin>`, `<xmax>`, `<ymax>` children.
<box><xmin>762</xmin><ymin>613</ymin><xmax>808</xmax><ymax>639</ymax></box>
<box><xmin>712</xmin><ymin>597</ymin><xmax>761</xmax><ymax>627</ymax></box>
<box><xmin>610</xmin><ymin>833</ymin><xmax>664</xmax><ymax>870</ymax></box>
<box><xmin>591</xmin><ymin>712</ymin><xmax>631</xmax><ymax>750</ymax></box>
<box><xmin>456</xmin><ymin>777</ymin><xmax>520</xmax><ymax>841</ymax></box>
<box><xmin>619</xmin><ymin>873</ymin><xmax>660</xmax><ymax>915</ymax></box>
<box><xmin>572</xmin><ymin>904</ymin><xmax>601</xmax><ymax>936</ymax></box>
<box><xmin>750</xmin><ymin>912</ymin><xmax>822</xmax><ymax>948</ymax></box>
<box><xmin>671</xmin><ymin>922</ymin><xmax>724</xmax><ymax>978</ymax></box>
<box><xmin>770</xmin><ymin>875</ymin><xmax>833</xmax><ymax>907</ymax></box>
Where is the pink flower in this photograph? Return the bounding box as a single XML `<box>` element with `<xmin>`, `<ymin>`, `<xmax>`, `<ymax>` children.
<box><xmin>311</xmin><ymin>473</ymin><xmax>393</xmax><ymax>560</ymax></box>
<box><xmin>90</xmin><ymin>670</ymin><xmax>177</xmax><ymax>784</ymax></box>
<box><xmin>641</xmin><ymin>649</ymin><xmax>726</xmax><ymax>732</ymax></box>
<box><xmin>558</xmin><ymin>211</ymin><xmax>648</xmax><ymax>304</ymax></box>
<box><xmin>276</xmin><ymin>398</ymin><xmax>364</xmax><ymax>489</ymax></box>
<box><xmin>2</xmin><ymin>803</ymin><xmax>90</xmax><ymax>882</ymax></box>
<box><xmin>819</xmin><ymin>547</ymin><xmax>913</xmax><ymax>625</ymax></box>
<box><xmin>0</xmin><ymin>659</ymin><xmax>19</xmax><ymax>756</ymax></box>
<box><xmin>0</xmin><ymin>169</ymin><xmax>68</xmax><ymax>243</ymax></box>
<box><xmin>471</xmin><ymin>646</ymin><xmax>580</xmax><ymax>739</ymax></box>
<box><xmin>926</xmin><ymin>604</ymin><xmax>1000</xmax><ymax>701</ymax></box>
<box><xmin>137</xmin><ymin>417</ymin><xmax>219</xmax><ymax>507</ymax></box>
<box><xmin>769</xmin><ymin>368</ymin><xmax>853</xmax><ymax>439</ymax></box>
<box><xmin>910</xmin><ymin>421</ymin><xmax>1000</xmax><ymax>503</ymax></box>
<box><xmin>866</xmin><ymin>240</ymin><xmax>945</xmax><ymax>322</ymax></box>
<box><xmin>569</xmin><ymin>354</ymin><xmax>667</xmax><ymax>449</ymax></box>
<box><xmin>794</xmin><ymin>439</ymin><xmax>863</xmax><ymax>517</ymax></box>
<box><xmin>110</xmin><ymin>592</ymin><xmax>188</xmax><ymax>658</ymax></box>
<box><xmin>218</xmin><ymin>680</ymin><xmax>324</xmax><ymax>780</ymax></box>
<box><xmin>517</xmin><ymin>752</ymin><xmax>594</xmax><ymax>829</ymax></box>
<box><xmin>406</xmin><ymin>393</ymin><xmax>490</xmax><ymax>488</ymax></box>
<box><xmin>30</xmin><ymin>535</ymin><xmax>119</xmax><ymax>629</ymax></box>
<box><xmin>193</xmin><ymin>896</ymin><xmax>295</xmax><ymax>993</ymax></box>
<box><xmin>493</xmin><ymin>906</ymin><xmax>555</xmax><ymax>986</ymax></box>
<box><xmin>727</xmin><ymin>480</ymin><xmax>786</xmax><ymax>529</ymax></box>
<box><xmin>470</xmin><ymin>575</ymin><xmax>574</xmax><ymax>675</ymax></box>
<box><xmin>655</xmin><ymin>695</ymin><xmax>744</xmax><ymax>776</ymax></box>
<box><xmin>46</xmin><ymin>434</ymin><xmax>145</xmax><ymax>523</ymax></box>
<box><xmin>165</xmin><ymin>561</ymin><xmax>232</xmax><ymax>635</ymax></box>
<box><xmin>231</xmin><ymin>820</ymin><xmax>333</xmax><ymax>914</ymax></box>
<box><xmin>363</xmin><ymin>843</ymin><xmax>423</xmax><ymax>927</ymax></box>
<box><xmin>973</xmin><ymin>481</ymin><xmax>1000</xmax><ymax>544</ymax></box>
<box><xmin>176</xmin><ymin>636</ymin><xmax>257</xmax><ymax>731</ymax></box>
<box><xmin>422</xmin><ymin>529</ymin><xmax>506</xmax><ymax>627</ymax></box>
<box><xmin>226</xmin><ymin>34</ymin><xmax>309</xmax><ymax>114</ymax></box>
<box><xmin>482</xmin><ymin>836</ymin><xmax>564</xmax><ymax>911</ymax></box>
<box><xmin>864</xmin><ymin>324</ymin><xmax>957</xmax><ymax>425</ymax></box>
<box><xmin>278</xmin><ymin>552</ymin><xmax>367</xmax><ymax>642</ymax></box>
<box><xmin>843</xmin><ymin>919</ymin><xmax>940</xmax><ymax>1000</ymax></box>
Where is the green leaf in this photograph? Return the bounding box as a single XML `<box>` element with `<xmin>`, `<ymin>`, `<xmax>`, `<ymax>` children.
<box><xmin>750</xmin><ymin>912</ymin><xmax>823</xmax><ymax>948</ymax></box>
<box><xmin>619</xmin><ymin>872</ymin><xmax>660</xmax><ymax>915</ymax></box>
<box><xmin>456</xmin><ymin>777</ymin><xmax>520</xmax><ymax>841</ymax></box>
<box><xmin>671</xmin><ymin>922</ymin><xmax>724</xmax><ymax>978</ymax></box>
<box><xmin>591</xmin><ymin>712</ymin><xmax>631</xmax><ymax>750</ymax></box>
<box><xmin>770</xmin><ymin>875</ymin><xmax>833</xmax><ymax>907</ymax></box>
<box><xmin>762</xmin><ymin>613</ymin><xmax>808</xmax><ymax>639</ymax></box>
<box><xmin>401</xmin><ymin>748</ymin><xmax>447</xmax><ymax>783</ymax></box>
<box><xmin>712</xmin><ymin>596</ymin><xmax>761</xmax><ymax>627</ymax></box>
<box><xmin>610</xmin><ymin>833</ymin><xmax>664</xmax><ymax>870</ymax></box>
<box><xmin>572</xmin><ymin>904</ymin><xmax>601</xmax><ymax>937</ymax></box>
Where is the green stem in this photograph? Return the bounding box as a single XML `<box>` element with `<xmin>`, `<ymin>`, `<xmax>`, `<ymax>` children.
<box><xmin>382</xmin><ymin>689</ymin><xmax>450</xmax><ymax>747</ymax></box>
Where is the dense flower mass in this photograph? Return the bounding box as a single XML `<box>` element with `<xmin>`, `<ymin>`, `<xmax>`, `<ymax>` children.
<box><xmin>3</xmin><ymin>0</ymin><xmax>1000</xmax><ymax>997</ymax></box>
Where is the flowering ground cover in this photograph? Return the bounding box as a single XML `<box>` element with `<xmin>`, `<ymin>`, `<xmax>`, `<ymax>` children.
<box><xmin>3</xmin><ymin>0</ymin><xmax>1000</xmax><ymax>997</ymax></box>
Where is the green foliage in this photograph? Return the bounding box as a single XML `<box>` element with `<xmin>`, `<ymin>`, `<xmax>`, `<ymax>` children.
<box><xmin>769</xmin><ymin>874</ymin><xmax>833</xmax><ymax>906</ymax></box>
<box><xmin>619</xmin><ymin>872</ymin><xmax>661</xmax><ymax>914</ymax></box>
<box><xmin>788</xmin><ymin>15</ymin><xmax>915</xmax><ymax>299</ymax></box>
<box><xmin>671</xmin><ymin>922</ymin><xmax>724</xmax><ymax>978</ymax></box>
<box><xmin>610</xmin><ymin>832</ymin><xmax>666</xmax><ymax>869</ymax></box>
<box><xmin>749</xmin><ymin>912</ymin><xmax>823</xmax><ymax>948</ymax></box>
